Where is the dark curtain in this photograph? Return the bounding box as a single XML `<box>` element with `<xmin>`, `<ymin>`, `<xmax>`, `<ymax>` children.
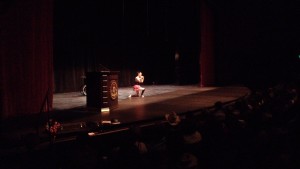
<box><xmin>199</xmin><ymin>0</ymin><xmax>215</xmax><ymax>87</ymax></box>
<box><xmin>53</xmin><ymin>0</ymin><xmax>201</xmax><ymax>92</ymax></box>
<box><xmin>0</xmin><ymin>0</ymin><xmax>53</xmax><ymax>118</ymax></box>
<box><xmin>53</xmin><ymin>0</ymin><xmax>173</xmax><ymax>92</ymax></box>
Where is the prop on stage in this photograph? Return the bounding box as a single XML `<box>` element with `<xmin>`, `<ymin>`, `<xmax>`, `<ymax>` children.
<box><xmin>86</xmin><ymin>71</ymin><xmax>119</xmax><ymax>110</ymax></box>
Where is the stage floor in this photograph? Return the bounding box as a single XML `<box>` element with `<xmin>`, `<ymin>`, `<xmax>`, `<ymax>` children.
<box><xmin>52</xmin><ymin>85</ymin><xmax>250</xmax><ymax>125</ymax></box>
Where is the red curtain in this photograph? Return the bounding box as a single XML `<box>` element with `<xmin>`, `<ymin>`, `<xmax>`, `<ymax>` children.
<box><xmin>0</xmin><ymin>0</ymin><xmax>53</xmax><ymax>118</ymax></box>
<box><xmin>199</xmin><ymin>0</ymin><xmax>215</xmax><ymax>87</ymax></box>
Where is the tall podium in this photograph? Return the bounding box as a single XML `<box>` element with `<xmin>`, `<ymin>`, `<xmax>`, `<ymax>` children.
<box><xmin>86</xmin><ymin>71</ymin><xmax>119</xmax><ymax>109</ymax></box>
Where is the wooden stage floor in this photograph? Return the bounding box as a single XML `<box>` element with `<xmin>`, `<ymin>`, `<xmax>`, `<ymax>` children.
<box><xmin>52</xmin><ymin>85</ymin><xmax>250</xmax><ymax>125</ymax></box>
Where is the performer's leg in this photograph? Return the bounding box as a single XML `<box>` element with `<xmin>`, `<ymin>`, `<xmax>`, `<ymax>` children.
<box><xmin>129</xmin><ymin>86</ymin><xmax>140</xmax><ymax>97</ymax></box>
<box><xmin>141</xmin><ymin>89</ymin><xmax>145</xmax><ymax>95</ymax></box>
<box><xmin>141</xmin><ymin>88</ymin><xmax>145</xmax><ymax>97</ymax></box>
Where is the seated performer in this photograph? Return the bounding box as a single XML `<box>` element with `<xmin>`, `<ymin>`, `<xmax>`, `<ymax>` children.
<box><xmin>129</xmin><ymin>71</ymin><xmax>146</xmax><ymax>98</ymax></box>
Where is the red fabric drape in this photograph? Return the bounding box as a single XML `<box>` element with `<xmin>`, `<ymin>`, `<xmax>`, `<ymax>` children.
<box><xmin>199</xmin><ymin>0</ymin><xmax>215</xmax><ymax>87</ymax></box>
<box><xmin>0</xmin><ymin>0</ymin><xmax>53</xmax><ymax>118</ymax></box>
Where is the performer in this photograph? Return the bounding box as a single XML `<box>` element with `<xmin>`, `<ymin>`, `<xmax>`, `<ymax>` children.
<box><xmin>129</xmin><ymin>71</ymin><xmax>146</xmax><ymax>97</ymax></box>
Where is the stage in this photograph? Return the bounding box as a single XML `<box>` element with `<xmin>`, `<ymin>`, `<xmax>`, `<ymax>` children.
<box><xmin>52</xmin><ymin>85</ymin><xmax>250</xmax><ymax>125</ymax></box>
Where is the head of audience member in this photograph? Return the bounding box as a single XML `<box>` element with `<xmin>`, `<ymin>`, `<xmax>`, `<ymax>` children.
<box><xmin>165</xmin><ymin>112</ymin><xmax>181</xmax><ymax>126</ymax></box>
